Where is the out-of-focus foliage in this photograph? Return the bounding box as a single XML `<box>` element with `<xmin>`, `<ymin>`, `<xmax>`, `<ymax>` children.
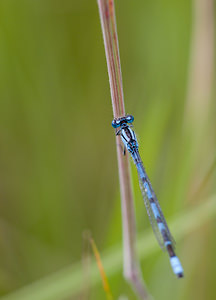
<box><xmin>0</xmin><ymin>1</ymin><xmax>215</xmax><ymax>299</ymax></box>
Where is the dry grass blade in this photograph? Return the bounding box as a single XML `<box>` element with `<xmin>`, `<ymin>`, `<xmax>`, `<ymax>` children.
<box><xmin>97</xmin><ymin>0</ymin><xmax>125</xmax><ymax>117</ymax></box>
<box><xmin>89</xmin><ymin>237</ymin><xmax>113</xmax><ymax>300</ymax></box>
<box><xmin>97</xmin><ymin>1</ymin><xmax>150</xmax><ymax>299</ymax></box>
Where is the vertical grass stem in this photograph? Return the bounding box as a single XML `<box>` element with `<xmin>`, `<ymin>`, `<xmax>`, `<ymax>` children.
<box><xmin>97</xmin><ymin>1</ymin><xmax>150</xmax><ymax>299</ymax></box>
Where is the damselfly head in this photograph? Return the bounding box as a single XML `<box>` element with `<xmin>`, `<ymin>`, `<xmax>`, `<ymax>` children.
<box><xmin>112</xmin><ymin>115</ymin><xmax>134</xmax><ymax>128</ymax></box>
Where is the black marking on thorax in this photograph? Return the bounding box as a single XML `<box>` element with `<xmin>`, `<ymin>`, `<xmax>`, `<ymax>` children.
<box><xmin>121</xmin><ymin>126</ymin><xmax>133</xmax><ymax>140</ymax></box>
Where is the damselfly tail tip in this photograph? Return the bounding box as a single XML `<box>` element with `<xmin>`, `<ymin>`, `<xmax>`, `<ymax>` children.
<box><xmin>177</xmin><ymin>272</ymin><xmax>184</xmax><ymax>278</ymax></box>
<box><xmin>170</xmin><ymin>256</ymin><xmax>184</xmax><ymax>279</ymax></box>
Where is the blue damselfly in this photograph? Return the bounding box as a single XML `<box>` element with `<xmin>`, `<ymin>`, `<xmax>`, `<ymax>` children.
<box><xmin>112</xmin><ymin>115</ymin><xmax>184</xmax><ymax>278</ymax></box>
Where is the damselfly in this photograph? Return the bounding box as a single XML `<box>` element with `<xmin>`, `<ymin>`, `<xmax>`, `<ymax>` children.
<box><xmin>112</xmin><ymin>115</ymin><xmax>184</xmax><ymax>278</ymax></box>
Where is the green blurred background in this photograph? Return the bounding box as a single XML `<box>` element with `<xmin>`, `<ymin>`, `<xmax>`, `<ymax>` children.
<box><xmin>0</xmin><ymin>0</ymin><xmax>215</xmax><ymax>299</ymax></box>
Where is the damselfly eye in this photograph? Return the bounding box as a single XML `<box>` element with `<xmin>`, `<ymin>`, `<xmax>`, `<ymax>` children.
<box><xmin>112</xmin><ymin>119</ymin><xmax>120</xmax><ymax>128</ymax></box>
<box><xmin>126</xmin><ymin>115</ymin><xmax>134</xmax><ymax>123</ymax></box>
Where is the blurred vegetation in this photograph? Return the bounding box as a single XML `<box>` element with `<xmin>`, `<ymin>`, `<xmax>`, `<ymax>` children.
<box><xmin>0</xmin><ymin>0</ymin><xmax>215</xmax><ymax>299</ymax></box>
